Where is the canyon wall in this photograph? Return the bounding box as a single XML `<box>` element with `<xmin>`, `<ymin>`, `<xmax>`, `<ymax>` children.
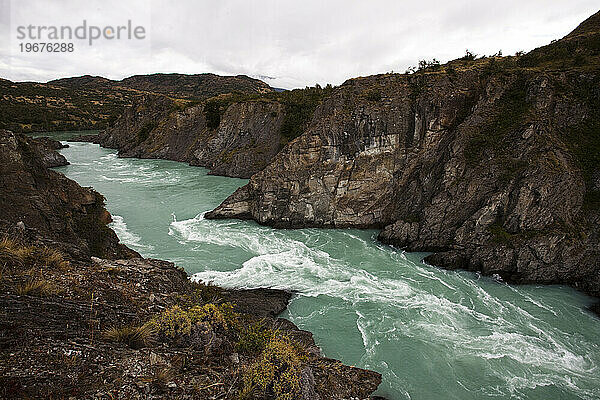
<box><xmin>208</xmin><ymin>12</ymin><xmax>600</xmax><ymax>298</ymax></box>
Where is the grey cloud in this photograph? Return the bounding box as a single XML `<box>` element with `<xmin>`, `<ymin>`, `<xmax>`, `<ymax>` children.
<box><xmin>1</xmin><ymin>0</ymin><xmax>598</xmax><ymax>88</ymax></box>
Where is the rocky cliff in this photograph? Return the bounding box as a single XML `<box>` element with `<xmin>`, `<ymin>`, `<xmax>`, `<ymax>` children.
<box><xmin>95</xmin><ymin>95</ymin><xmax>285</xmax><ymax>178</ymax></box>
<box><xmin>208</xmin><ymin>12</ymin><xmax>600</xmax><ymax>300</ymax></box>
<box><xmin>0</xmin><ymin>130</ymin><xmax>137</xmax><ymax>260</ymax></box>
<box><xmin>91</xmin><ymin>85</ymin><xmax>334</xmax><ymax>178</ymax></box>
<box><xmin>0</xmin><ymin>129</ymin><xmax>381</xmax><ymax>399</ymax></box>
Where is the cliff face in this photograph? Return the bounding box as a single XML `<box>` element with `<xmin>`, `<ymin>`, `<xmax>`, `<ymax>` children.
<box><xmin>208</xmin><ymin>13</ymin><xmax>600</xmax><ymax>298</ymax></box>
<box><xmin>97</xmin><ymin>95</ymin><xmax>285</xmax><ymax>178</ymax></box>
<box><xmin>0</xmin><ymin>129</ymin><xmax>381</xmax><ymax>399</ymax></box>
<box><xmin>0</xmin><ymin>130</ymin><xmax>137</xmax><ymax>260</ymax></box>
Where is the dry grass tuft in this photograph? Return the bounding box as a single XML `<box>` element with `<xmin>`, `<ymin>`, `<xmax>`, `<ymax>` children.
<box><xmin>103</xmin><ymin>323</ymin><xmax>155</xmax><ymax>349</ymax></box>
<box><xmin>0</xmin><ymin>238</ymin><xmax>24</xmax><ymax>266</ymax></box>
<box><xmin>0</xmin><ymin>238</ymin><xmax>69</xmax><ymax>270</ymax></box>
<box><xmin>16</xmin><ymin>278</ymin><xmax>59</xmax><ymax>297</ymax></box>
<box><xmin>38</xmin><ymin>247</ymin><xmax>70</xmax><ymax>270</ymax></box>
<box><xmin>151</xmin><ymin>367</ymin><xmax>175</xmax><ymax>388</ymax></box>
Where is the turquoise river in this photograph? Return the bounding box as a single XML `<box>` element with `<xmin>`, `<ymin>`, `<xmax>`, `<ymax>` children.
<box><xmin>48</xmin><ymin>133</ymin><xmax>600</xmax><ymax>400</ymax></box>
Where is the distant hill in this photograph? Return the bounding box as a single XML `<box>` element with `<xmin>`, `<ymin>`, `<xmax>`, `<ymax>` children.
<box><xmin>1</xmin><ymin>73</ymin><xmax>273</xmax><ymax>133</ymax></box>
<box><xmin>49</xmin><ymin>73</ymin><xmax>273</xmax><ymax>99</ymax></box>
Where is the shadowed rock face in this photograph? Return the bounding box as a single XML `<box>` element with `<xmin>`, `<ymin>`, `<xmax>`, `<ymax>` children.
<box><xmin>0</xmin><ymin>130</ymin><xmax>138</xmax><ymax>260</ymax></box>
<box><xmin>208</xmin><ymin>13</ymin><xmax>600</xmax><ymax>300</ymax></box>
<box><xmin>31</xmin><ymin>136</ymin><xmax>69</xmax><ymax>168</ymax></box>
<box><xmin>96</xmin><ymin>95</ymin><xmax>285</xmax><ymax>178</ymax></box>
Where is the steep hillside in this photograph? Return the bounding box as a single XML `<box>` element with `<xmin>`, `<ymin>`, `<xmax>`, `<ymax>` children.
<box><xmin>50</xmin><ymin>73</ymin><xmax>272</xmax><ymax>99</ymax></box>
<box><xmin>208</xmin><ymin>12</ymin><xmax>600</xmax><ymax>301</ymax></box>
<box><xmin>94</xmin><ymin>86</ymin><xmax>333</xmax><ymax>178</ymax></box>
<box><xmin>1</xmin><ymin>73</ymin><xmax>273</xmax><ymax>133</ymax></box>
<box><xmin>0</xmin><ymin>78</ymin><xmax>134</xmax><ymax>133</ymax></box>
<box><xmin>0</xmin><ymin>130</ymin><xmax>137</xmax><ymax>259</ymax></box>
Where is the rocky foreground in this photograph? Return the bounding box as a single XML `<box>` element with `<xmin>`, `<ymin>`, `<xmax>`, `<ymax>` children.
<box><xmin>208</xmin><ymin>12</ymin><xmax>600</xmax><ymax>304</ymax></box>
<box><xmin>0</xmin><ymin>130</ymin><xmax>381</xmax><ymax>399</ymax></box>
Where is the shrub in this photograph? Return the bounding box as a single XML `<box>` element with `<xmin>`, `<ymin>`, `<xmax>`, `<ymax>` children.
<box><xmin>464</xmin><ymin>76</ymin><xmax>530</xmax><ymax>166</ymax></box>
<box><xmin>188</xmin><ymin>303</ymin><xmax>237</xmax><ymax>330</ymax></box>
<box><xmin>488</xmin><ymin>223</ymin><xmax>513</xmax><ymax>246</ymax></box>
<box><xmin>363</xmin><ymin>88</ymin><xmax>382</xmax><ymax>102</ymax></box>
<box><xmin>460</xmin><ymin>49</ymin><xmax>477</xmax><ymax>61</ymax></box>
<box><xmin>137</xmin><ymin>120</ymin><xmax>158</xmax><ymax>143</ymax></box>
<box><xmin>240</xmin><ymin>338</ymin><xmax>304</xmax><ymax>400</ymax></box>
<box><xmin>151</xmin><ymin>305</ymin><xmax>192</xmax><ymax>338</ymax></box>
<box><xmin>236</xmin><ymin>322</ymin><xmax>276</xmax><ymax>354</ymax></box>
<box><xmin>418</xmin><ymin>58</ymin><xmax>441</xmax><ymax>72</ymax></box>
<box><xmin>204</xmin><ymin>99</ymin><xmax>222</xmax><ymax>129</ymax></box>
<box><xmin>151</xmin><ymin>303</ymin><xmax>238</xmax><ymax>340</ymax></box>
<box><xmin>277</xmin><ymin>85</ymin><xmax>334</xmax><ymax>140</ymax></box>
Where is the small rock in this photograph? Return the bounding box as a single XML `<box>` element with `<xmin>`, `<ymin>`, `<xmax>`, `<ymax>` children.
<box><xmin>16</xmin><ymin>221</ymin><xmax>25</xmax><ymax>231</ymax></box>
<box><xmin>167</xmin><ymin>382</ymin><xmax>177</xmax><ymax>389</ymax></box>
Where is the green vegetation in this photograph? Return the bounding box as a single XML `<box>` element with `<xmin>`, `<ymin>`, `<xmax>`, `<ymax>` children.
<box><xmin>236</xmin><ymin>322</ymin><xmax>276</xmax><ymax>354</ymax></box>
<box><xmin>363</xmin><ymin>88</ymin><xmax>382</xmax><ymax>102</ymax></box>
<box><xmin>240</xmin><ymin>337</ymin><xmax>304</xmax><ymax>400</ymax></box>
<box><xmin>0</xmin><ymin>79</ymin><xmax>133</xmax><ymax>133</ymax></box>
<box><xmin>460</xmin><ymin>49</ymin><xmax>478</xmax><ymax>61</ymax></box>
<box><xmin>277</xmin><ymin>84</ymin><xmax>334</xmax><ymax>140</ymax></box>
<box><xmin>202</xmin><ymin>84</ymin><xmax>334</xmax><ymax>140</ymax></box>
<box><xmin>204</xmin><ymin>98</ymin><xmax>223</xmax><ymax>129</ymax></box>
<box><xmin>488</xmin><ymin>223</ymin><xmax>513</xmax><ymax>246</ymax></box>
<box><xmin>562</xmin><ymin>76</ymin><xmax>600</xmax><ymax>209</ymax></box>
<box><xmin>143</xmin><ymin>296</ymin><xmax>309</xmax><ymax>399</ymax></box>
<box><xmin>150</xmin><ymin>303</ymin><xmax>237</xmax><ymax>339</ymax></box>
<box><xmin>517</xmin><ymin>35</ymin><xmax>600</xmax><ymax>69</ymax></box>
<box><xmin>418</xmin><ymin>58</ymin><xmax>441</xmax><ymax>72</ymax></box>
<box><xmin>185</xmin><ymin>280</ymin><xmax>225</xmax><ymax>303</ymax></box>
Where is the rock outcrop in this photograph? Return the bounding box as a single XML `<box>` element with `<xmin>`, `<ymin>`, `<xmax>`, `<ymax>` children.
<box><xmin>0</xmin><ymin>130</ymin><xmax>137</xmax><ymax>259</ymax></box>
<box><xmin>0</xmin><ymin>255</ymin><xmax>381</xmax><ymax>399</ymax></box>
<box><xmin>208</xmin><ymin>12</ymin><xmax>600</xmax><ymax>300</ymax></box>
<box><xmin>31</xmin><ymin>136</ymin><xmax>69</xmax><ymax>168</ymax></box>
<box><xmin>96</xmin><ymin>95</ymin><xmax>285</xmax><ymax>178</ymax></box>
<box><xmin>0</xmin><ymin>129</ymin><xmax>382</xmax><ymax>399</ymax></box>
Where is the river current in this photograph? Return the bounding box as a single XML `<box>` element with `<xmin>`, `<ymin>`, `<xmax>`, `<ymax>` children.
<box><xmin>51</xmin><ymin>136</ymin><xmax>600</xmax><ymax>400</ymax></box>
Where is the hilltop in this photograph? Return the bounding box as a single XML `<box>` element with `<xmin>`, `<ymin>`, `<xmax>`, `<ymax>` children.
<box><xmin>0</xmin><ymin>73</ymin><xmax>273</xmax><ymax>133</ymax></box>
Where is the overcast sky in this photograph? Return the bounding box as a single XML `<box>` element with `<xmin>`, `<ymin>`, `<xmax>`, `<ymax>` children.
<box><xmin>0</xmin><ymin>0</ymin><xmax>598</xmax><ymax>89</ymax></box>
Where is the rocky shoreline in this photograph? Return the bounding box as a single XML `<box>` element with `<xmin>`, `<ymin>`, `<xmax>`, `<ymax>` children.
<box><xmin>0</xmin><ymin>130</ymin><xmax>382</xmax><ymax>399</ymax></box>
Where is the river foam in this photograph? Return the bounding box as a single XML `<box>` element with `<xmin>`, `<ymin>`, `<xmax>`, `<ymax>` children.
<box><xmin>168</xmin><ymin>212</ymin><xmax>600</xmax><ymax>399</ymax></box>
<box><xmin>55</xmin><ymin>142</ymin><xmax>600</xmax><ymax>400</ymax></box>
